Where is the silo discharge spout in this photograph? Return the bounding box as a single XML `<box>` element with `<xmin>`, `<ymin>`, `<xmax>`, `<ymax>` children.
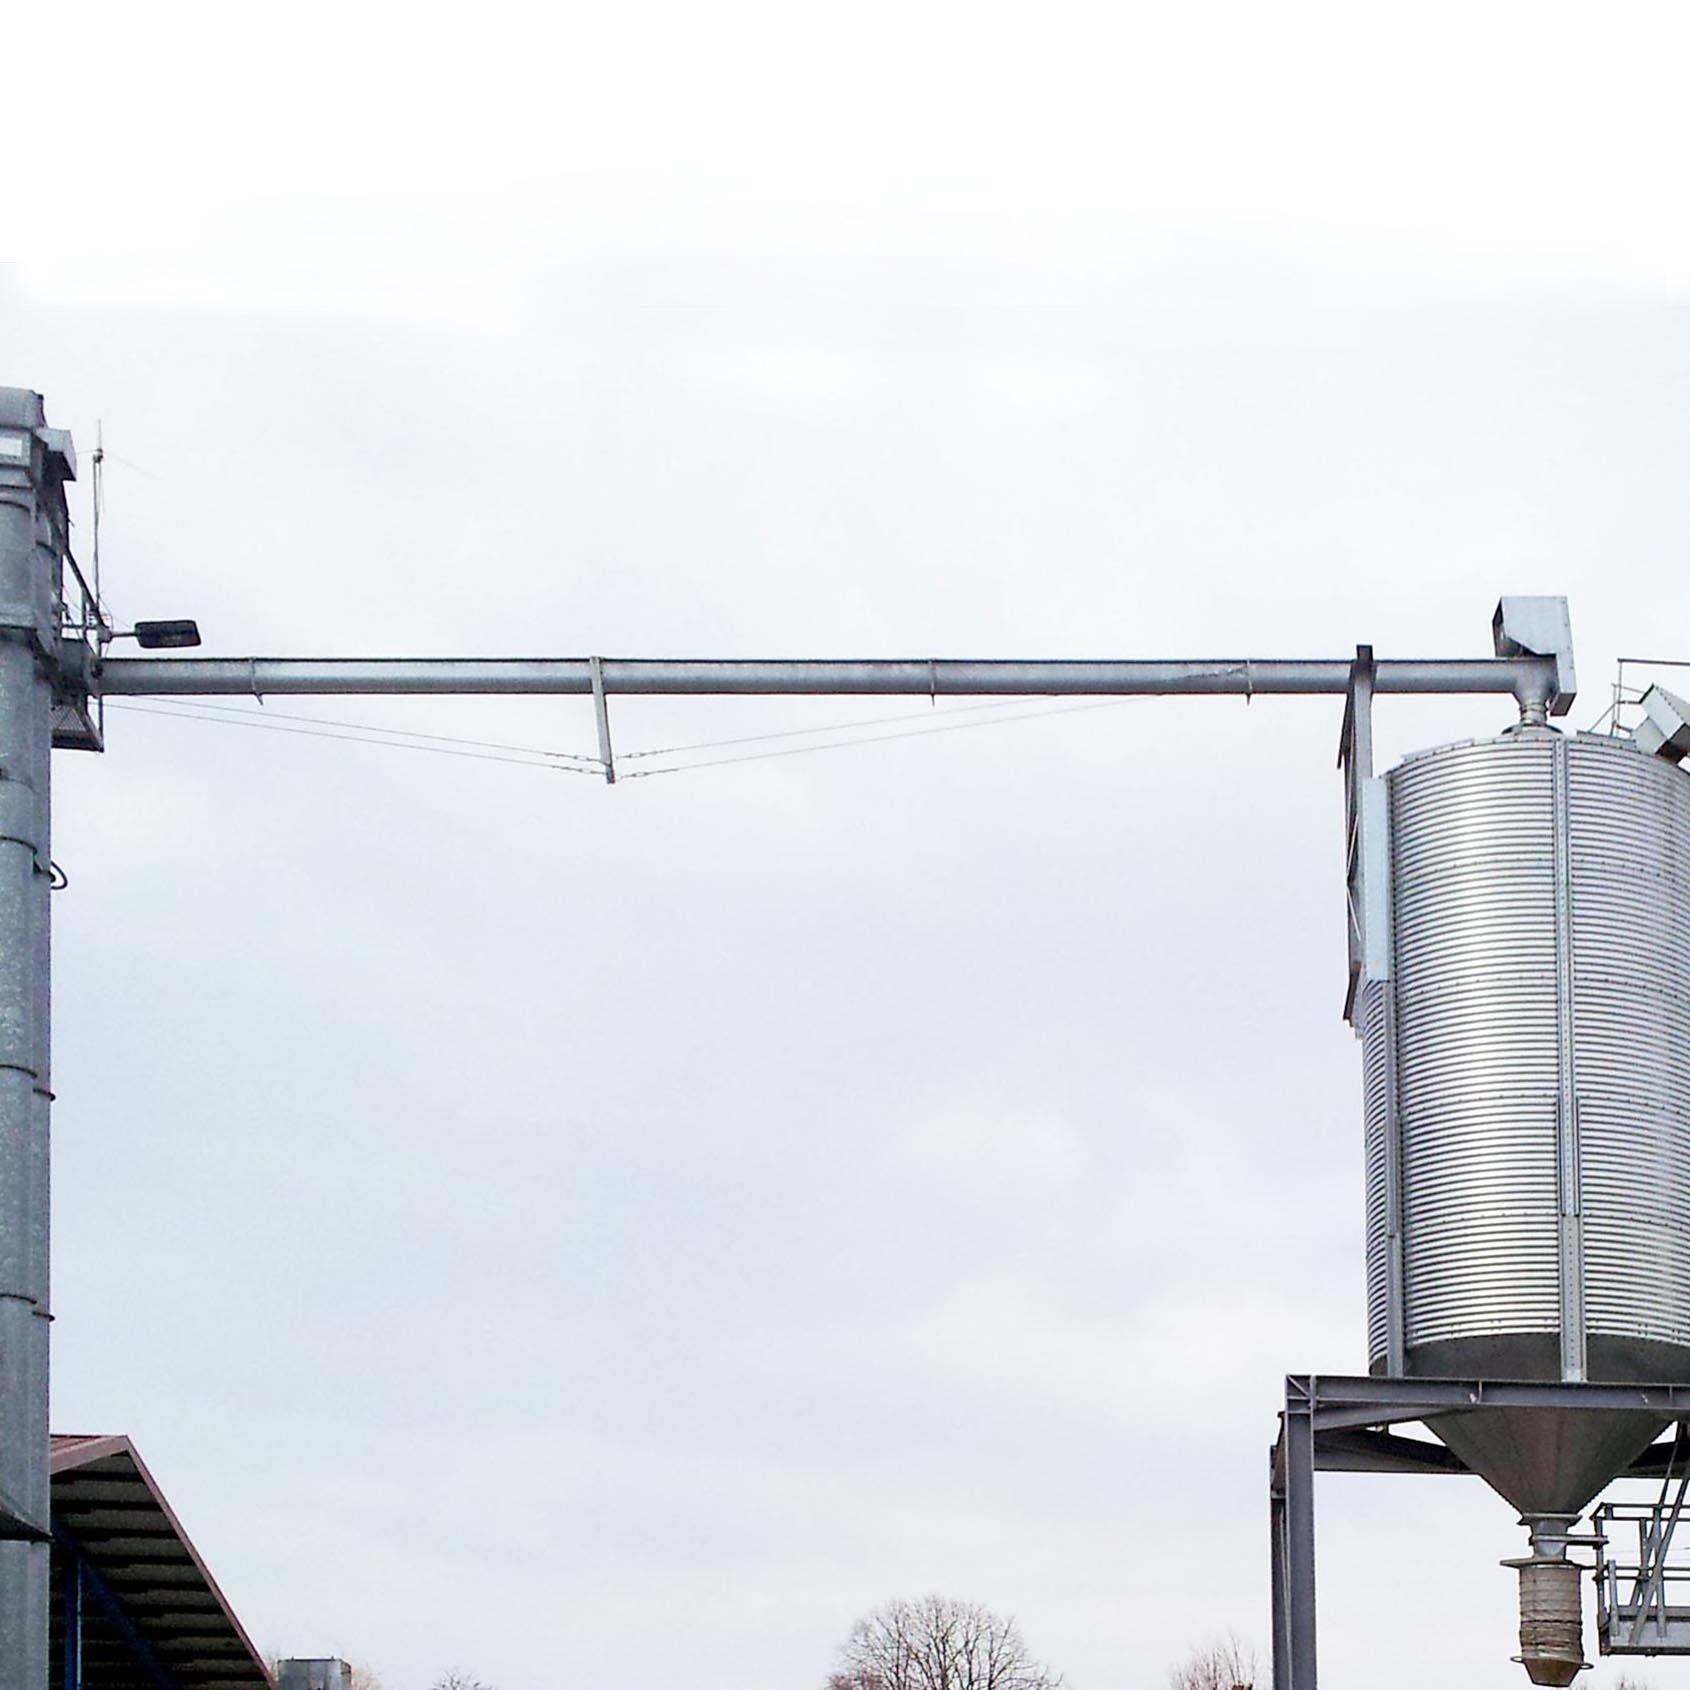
<box><xmin>1505</xmin><ymin>1517</ymin><xmax>1589</xmax><ymax>1687</ymax></box>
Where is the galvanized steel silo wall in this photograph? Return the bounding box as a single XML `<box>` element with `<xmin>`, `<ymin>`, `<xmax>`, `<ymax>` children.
<box><xmin>1363</xmin><ymin>727</ymin><xmax>1690</xmax><ymax>1383</ymax></box>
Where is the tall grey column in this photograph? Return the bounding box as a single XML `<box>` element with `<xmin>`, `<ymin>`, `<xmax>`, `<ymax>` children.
<box><xmin>1282</xmin><ymin>1378</ymin><xmax>1318</xmax><ymax>1690</ymax></box>
<box><xmin>1270</xmin><ymin>1452</ymin><xmax>1289</xmax><ymax>1690</ymax></box>
<box><xmin>0</xmin><ymin>389</ymin><xmax>66</xmax><ymax>1690</ymax></box>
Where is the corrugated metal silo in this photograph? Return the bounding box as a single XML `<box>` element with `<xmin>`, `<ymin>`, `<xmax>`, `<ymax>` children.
<box><xmin>1355</xmin><ymin>723</ymin><xmax>1690</xmax><ymax>1681</ymax></box>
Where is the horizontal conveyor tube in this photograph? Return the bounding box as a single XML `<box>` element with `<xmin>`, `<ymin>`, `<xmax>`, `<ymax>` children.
<box><xmin>92</xmin><ymin>655</ymin><xmax>1554</xmax><ymax>701</ymax></box>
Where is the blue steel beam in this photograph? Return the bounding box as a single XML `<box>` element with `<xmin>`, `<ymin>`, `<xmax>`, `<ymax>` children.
<box><xmin>51</xmin><ymin>1524</ymin><xmax>174</xmax><ymax>1690</ymax></box>
<box><xmin>61</xmin><ymin>1554</ymin><xmax>81</xmax><ymax>1690</ymax></box>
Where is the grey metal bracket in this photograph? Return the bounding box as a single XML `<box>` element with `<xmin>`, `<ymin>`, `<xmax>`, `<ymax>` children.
<box><xmin>589</xmin><ymin>654</ymin><xmax>615</xmax><ymax>785</ymax></box>
<box><xmin>0</xmin><ymin>1476</ymin><xmax>49</xmax><ymax>1543</ymax></box>
<box><xmin>1338</xmin><ymin>646</ymin><xmax>1394</xmax><ymax>1027</ymax></box>
<box><xmin>51</xmin><ymin>638</ymin><xmax>102</xmax><ymax>753</ymax></box>
<box><xmin>1338</xmin><ymin>645</ymin><xmax>1374</xmax><ymax>1025</ymax></box>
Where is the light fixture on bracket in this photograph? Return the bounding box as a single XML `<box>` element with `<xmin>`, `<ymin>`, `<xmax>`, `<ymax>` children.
<box><xmin>107</xmin><ymin>619</ymin><xmax>203</xmax><ymax>650</ymax></box>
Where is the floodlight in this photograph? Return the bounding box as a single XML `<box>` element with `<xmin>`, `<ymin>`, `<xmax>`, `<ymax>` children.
<box><xmin>131</xmin><ymin>620</ymin><xmax>202</xmax><ymax>650</ymax></box>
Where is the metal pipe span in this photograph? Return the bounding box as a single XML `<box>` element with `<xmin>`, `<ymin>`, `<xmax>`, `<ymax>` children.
<box><xmin>94</xmin><ymin>655</ymin><xmax>1555</xmax><ymax>700</ymax></box>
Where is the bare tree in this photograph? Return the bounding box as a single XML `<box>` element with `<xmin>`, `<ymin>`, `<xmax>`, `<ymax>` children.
<box><xmin>1167</xmin><ymin>1634</ymin><xmax>1258</xmax><ymax>1690</ymax></box>
<box><xmin>429</xmin><ymin>1675</ymin><xmax>494</xmax><ymax>1690</ymax></box>
<box><xmin>829</xmin><ymin>1595</ymin><xmax>1064</xmax><ymax>1690</ymax></box>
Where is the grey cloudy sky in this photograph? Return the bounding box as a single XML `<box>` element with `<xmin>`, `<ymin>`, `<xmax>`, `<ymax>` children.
<box><xmin>7</xmin><ymin>6</ymin><xmax>1690</xmax><ymax>1687</ymax></box>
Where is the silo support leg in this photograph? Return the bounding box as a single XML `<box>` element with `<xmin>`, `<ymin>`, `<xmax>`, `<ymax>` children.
<box><xmin>1270</xmin><ymin>1457</ymin><xmax>1290</xmax><ymax>1690</ymax></box>
<box><xmin>1279</xmin><ymin>1379</ymin><xmax>1318</xmax><ymax>1690</ymax></box>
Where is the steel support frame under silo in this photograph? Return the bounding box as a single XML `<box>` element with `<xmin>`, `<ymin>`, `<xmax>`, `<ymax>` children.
<box><xmin>1268</xmin><ymin>1374</ymin><xmax>1690</xmax><ymax>1690</ymax></box>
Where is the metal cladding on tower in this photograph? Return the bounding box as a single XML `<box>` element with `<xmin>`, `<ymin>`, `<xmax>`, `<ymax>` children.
<box><xmin>0</xmin><ymin>391</ymin><xmax>67</xmax><ymax>1690</ymax></box>
<box><xmin>1354</xmin><ymin>721</ymin><xmax>1690</xmax><ymax>1683</ymax></box>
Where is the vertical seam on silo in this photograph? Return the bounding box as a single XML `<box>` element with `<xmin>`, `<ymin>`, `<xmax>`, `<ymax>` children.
<box><xmin>1383</xmin><ymin>975</ymin><xmax>1407</xmax><ymax>1375</ymax></box>
<box><xmin>1552</xmin><ymin>733</ymin><xmax>1587</xmax><ymax>1381</ymax></box>
<box><xmin>1383</xmin><ymin>774</ymin><xmax>1407</xmax><ymax>1376</ymax></box>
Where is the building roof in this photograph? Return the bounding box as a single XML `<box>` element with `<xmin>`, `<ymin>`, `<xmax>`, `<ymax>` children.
<box><xmin>51</xmin><ymin>1433</ymin><xmax>274</xmax><ymax>1690</ymax></box>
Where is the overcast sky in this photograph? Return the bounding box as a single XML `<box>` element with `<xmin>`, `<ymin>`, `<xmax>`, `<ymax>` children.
<box><xmin>8</xmin><ymin>6</ymin><xmax>1690</xmax><ymax>1688</ymax></box>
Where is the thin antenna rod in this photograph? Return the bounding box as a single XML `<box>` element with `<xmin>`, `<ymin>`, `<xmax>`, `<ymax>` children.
<box><xmin>91</xmin><ymin>422</ymin><xmax>104</xmax><ymax>630</ymax></box>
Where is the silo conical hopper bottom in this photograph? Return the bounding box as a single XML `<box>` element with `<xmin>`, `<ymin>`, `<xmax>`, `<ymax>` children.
<box><xmin>1427</xmin><ymin>1406</ymin><xmax>1668</xmax><ymax>1518</ymax></box>
<box><xmin>1428</xmin><ymin>1406</ymin><xmax>1668</xmax><ymax>1687</ymax></box>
